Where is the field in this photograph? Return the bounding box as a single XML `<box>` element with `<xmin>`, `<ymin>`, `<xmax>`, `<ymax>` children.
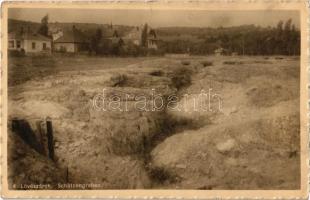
<box><xmin>7</xmin><ymin>55</ymin><xmax>300</xmax><ymax>189</ymax></box>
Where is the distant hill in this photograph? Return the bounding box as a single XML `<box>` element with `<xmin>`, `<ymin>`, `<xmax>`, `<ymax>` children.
<box><xmin>8</xmin><ymin>19</ymin><xmax>133</xmax><ymax>38</ymax></box>
<box><xmin>8</xmin><ymin>19</ymin><xmax>41</xmax><ymax>33</ymax></box>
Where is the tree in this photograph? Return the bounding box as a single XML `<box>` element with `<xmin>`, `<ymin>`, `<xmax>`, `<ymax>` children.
<box><xmin>141</xmin><ymin>23</ymin><xmax>148</xmax><ymax>47</ymax></box>
<box><xmin>90</xmin><ymin>28</ymin><xmax>103</xmax><ymax>55</ymax></box>
<box><xmin>96</xmin><ymin>28</ymin><xmax>102</xmax><ymax>41</ymax></box>
<box><xmin>284</xmin><ymin>18</ymin><xmax>292</xmax><ymax>32</ymax></box>
<box><xmin>38</xmin><ymin>14</ymin><xmax>49</xmax><ymax>37</ymax></box>
<box><xmin>283</xmin><ymin>18</ymin><xmax>293</xmax><ymax>55</ymax></box>
<box><xmin>277</xmin><ymin>20</ymin><xmax>284</xmax><ymax>32</ymax></box>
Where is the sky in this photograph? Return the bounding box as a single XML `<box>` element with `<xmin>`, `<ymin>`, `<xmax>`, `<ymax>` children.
<box><xmin>8</xmin><ymin>8</ymin><xmax>300</xmax><ymax>28</ymax></box>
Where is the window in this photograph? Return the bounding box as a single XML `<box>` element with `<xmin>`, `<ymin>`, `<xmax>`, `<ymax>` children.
<box><xmin>9</xmin><ymin>40</ymin><xmax>14</xmax><ymax>48</ymax></box>
<box><xmin>16</xmin><ymin>40</ymin><xmax>21</xmax><ymax>48</ymax></box>
<box><xmin>43</xmin><ymin>43</ymin><xmax>47</xmax><ymax>50</ymax></box>
<box><xmin>32</xmin><ymin>42</ymin><xmax>36</xmax><ymax>50</ymax></box>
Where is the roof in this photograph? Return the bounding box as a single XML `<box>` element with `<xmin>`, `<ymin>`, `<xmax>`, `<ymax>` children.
<box><xmin>54</xmin><ymin>28</ymin><xmax>87</xmax><ymax>43</ymax></box>
<box><xmin>9</xmin><ymin>31</ymin><xmax>51</xmax><ymax>42</ymax></box>
<box><xmin>148</xmin><ymin>29</ymin><xmax>157</xmax><ymax>39</ymax></box>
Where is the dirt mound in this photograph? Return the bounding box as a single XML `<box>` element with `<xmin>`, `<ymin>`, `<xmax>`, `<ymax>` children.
<box><xmin>151</xmin><ymin>112</ymin><xmax>300</xmax><ymax>189</ymax></box>
<box><xmin>9</xmin><ymin>100</ymin><xmax>71</xmax><ymax>119</ymax></box>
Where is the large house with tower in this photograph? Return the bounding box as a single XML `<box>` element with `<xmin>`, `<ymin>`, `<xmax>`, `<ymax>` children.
<box><xmin>123</xmin><ymin>25</ymin><xmax>158</xmax><ymax>49</ymax></box>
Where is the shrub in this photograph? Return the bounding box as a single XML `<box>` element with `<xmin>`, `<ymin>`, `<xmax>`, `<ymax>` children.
<box><xmin>149</xmin><ymin>70</ymin><xmax>164</xmax><ymax>76</ymax></box>
<box><xmin>109</xmin><ymin>74</ymin><xmax>128</xmax><ymax>87</ymax></box>
<box><xmin>147</xmin><ymin>49</ymin><xmax>165</xmax><ymax>56</ymax></box>
<box><xmin>171</xmin><ymin>66</ymin><xmax>192</xmax><ymax>89</ymax></box>
<box><xmin>8</xmin><ymin>50</ymin><xmax>25</xmax><ymax>57</ymax></box>
<box><xmin>223</xmin><ymin>61</ymin><xmax>243</xmax><ymax>65</ymax></box>
<box><xmin>181</xmin><ymin>60</ymin><xmax>191</xmax><ymax>65</ymax></box>
<box><xmin>200</xmin><ymin>61</ymin><xmax>213</xmax><ymax>67</ymax></box>
<box><xmin>148</xmin><ymin>166</ymin><xmax>178</xmax><ymax>184</ymax></box>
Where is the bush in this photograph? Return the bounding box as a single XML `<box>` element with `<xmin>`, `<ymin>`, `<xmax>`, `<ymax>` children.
<box><xmin>223</xmin><ymin>61</ymin><xmax>243</xmax><ymax>65</ymax></box>
<box><xmin>181</xmin><ymin>60</ymin><xmax>191</xmax><ymax>65</ymax></box>
<box><xmin>171</xmin><ymin>66</ymin><xmax>192</xmax><ymax>89</ymax></box>
<box><xmin>149</xmin><ymin>70</ymin><xmax>164</xmax><ymax>76</ymax></box>
<box><xmin>8</xmin><ymin>49</ymin><xmax>25</xmax><ymax>57</ymax></box>
<box><xmin>148</xmin><ymin>166</ymin><xmax>178</xmax><ymax>184</ymax></box>
<box><xmin>109</xmin><ymin>74</ymin><xmax>128</xmax><ymax>87</ymax></box>
<box><xmin>200</xmin><ymin>61</ymin><xmax>213</xmax><ymax>67</ymax></box>
<box><xmin>147</xmin><ymin>49</ymin><xmax>165</xmax><ymax>56</ymax></box>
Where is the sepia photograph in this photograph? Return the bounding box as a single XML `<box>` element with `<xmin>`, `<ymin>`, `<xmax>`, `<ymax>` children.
<box><xmin>1</xmin><ymin>1</ymin><xmax>308</xmax><ymax>199</ymax></box>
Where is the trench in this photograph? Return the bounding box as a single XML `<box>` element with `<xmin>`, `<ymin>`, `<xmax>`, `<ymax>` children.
<box><xmin>138</xmin><ymin>68</ymin><xmax>205</xmax><ymax>187</ymax></box>
<box><xmin>8</xmin><ymin>62</ymin><xmax>206</xmax><ymax>189</ymax></box>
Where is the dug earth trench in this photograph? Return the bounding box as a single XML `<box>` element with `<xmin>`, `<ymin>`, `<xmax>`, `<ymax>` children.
<box><xmin>8</xmin><ymin>56</ymin><xmax>300</xmax><ymax>189</ymax></box>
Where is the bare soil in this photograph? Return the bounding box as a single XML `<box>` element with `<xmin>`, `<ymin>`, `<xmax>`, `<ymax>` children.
<box><xmin>8</xmin><ymin>55</ymin><xmax>300</xmax><ymax>189</ymax></box>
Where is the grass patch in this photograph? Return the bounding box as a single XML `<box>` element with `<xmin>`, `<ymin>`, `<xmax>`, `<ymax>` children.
<box><xmin>8</xmin><ymin>56</ymin><xmax>57</xmax><ymax>86</ymax></box>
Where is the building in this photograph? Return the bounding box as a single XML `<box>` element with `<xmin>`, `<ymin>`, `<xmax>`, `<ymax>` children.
<box><xmin>214</xmin><ymin>47</ymin><xmax>225</xmax><ymax>56</ymax></box>
<box><xmin>123</xmin><ymin>25</ymin><xmax>158</xmax><ymax>49</ymax></box>
<box><xmin>122</xmin><ymin>27</ymin><xmax>141</xmax><ymax>46</ymax></box>
<box><xmin>50</xmin><ymin>28</ymin><xmax>63</xmax><ymax>41</ymax></box>
<box><xmin>147</xmin><ymin>29</ymin><xmax>158</xmax><ymax>49</ymax></box>
<box><xmin>109</xmin><ymin>37</ymin><xmax>124</xmax><ymax>46</ymax></box>
<box><xmin>8</xmin><ymin>31</ymin><xmax>52</xmax><ymax>54</ymax></box>
<box><xmin>106</xmin><ymin>30</ymin><xmax>124</xmax><ymax>46</ymax></box>
<box><xmin>53</xmin><ymin>26</ymin><xmax>88</xmax><ymax>53</ymax></box>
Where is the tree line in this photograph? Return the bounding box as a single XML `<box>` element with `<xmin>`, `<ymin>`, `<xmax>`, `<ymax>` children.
<box><xmin>157</xmin><ymin>19</ymin><xmax>300</xmax><ymax>55</ymax></box>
